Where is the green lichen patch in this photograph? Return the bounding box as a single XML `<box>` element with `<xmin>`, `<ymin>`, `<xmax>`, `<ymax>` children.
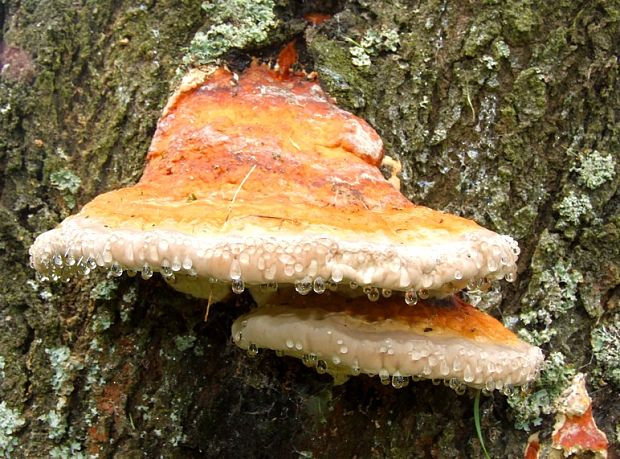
<box><xmin>556</xmin><ymin>191</ymin><xmax>593</xmax><ymax>226</ymax></box>
<box><xmin>49</xmin><ymin>168</ymin><xmax>81</xmax><ymax>210</ymax></box>
<box><xmin>507</xmin><ymin>352</ymin><xmax>576</xmax><ymax>430</ymax></box>
<box><xmin>182</xmin><ymin>0</ymin><xmax>277</xmax><ymax>67</ymax></box>
<box><xmin>347</xmin><ymin>28</ymin><xmax>400</xmax><ymax>68</ymax></box>
<box><xmin>0</xmin><ymin>401</ymin><xmax>26</xmax><ymax>456</ymax></box>
<box><xmin>90</xmin><ymin>279</ymin><xmax>119</xmax><ymax>301</ymax></box>
<box><xmin>591</xmin><ymin>319</ymin><xmax>620</xmax><ymax>387</ymax></box>
<box><xmin>572</xmin><ymin>150</ymin><xmax>616</xmax><ymax>189</ymax></box>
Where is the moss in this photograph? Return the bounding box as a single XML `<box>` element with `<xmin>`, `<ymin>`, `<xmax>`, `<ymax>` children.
<box><xmin>182</xmin><ymin>0</ymin><xmax>277</xmax><ymax>67</ymax></box>
<box><xmin>509</xmin><ymin>67</ymin><xmax>547</xmax><ymax>127</ymax></box>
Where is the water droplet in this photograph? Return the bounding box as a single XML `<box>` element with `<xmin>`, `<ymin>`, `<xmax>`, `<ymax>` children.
<box><xmin>231</xmin><ymin>278</ymin><xmax>245</xmax><ymax>294</ymax></box>
<box><xmin>313</xmin><ymin>277</ymin><xmax>326</xmax><ymax>294</ymax></box>
<box><xmin>418</xmin><ymin>289</ymin><xmax>430</xmax><ymax>299</ymax></box>
<box><xmin>53</xmin><ymin>254</ymin><xmax>63</xmax><ymax>267</ymax></box>
<box><xmin>161</xmin><ymin>265</ymin><xmax>173</xmax><ymax>278</ymax></box>
<box><xmin>286</xmin><ymin>339</ymin><xmax>294</xmax><ymax>349</ymax></box>
<box><xmin>294</xmin><ymin>277</ymin><xmax>312</xmax><ymax>295</ymax></box>
<box><xmin>78</xmin><ymin>260</ymin><xmax>91</xmax><ymax>276</ymax></box>
<box><xmin>126</xmin><ymin>270</ymin><xmax>137</xmax><ymax>277</ymax></box>
<box><xmin>454</xmin><ymin>270</ymin><xmax>463</xmax><ymax>280</ymax></box>
<box><xmin>326</xmin><ymin>280</ymin><xmax>338</xmax><ymax>291</ymax></box>
<box><xmin>391</xmin><ymin>375</ymin><xmax>409</xmax><ymax>389</ymax></box>
<box><xmin>379</xmin><ymin>369</ymin><xmax>390</xmax><ymax>385</ymax></box>
<box><xmin>332</xmin><ymin>356</ymin><xmax>341</xmax><ymax>365</ymax></box>
<box><xmin>405</xmin><ymin>289</ymin><xmax>418</xmax><ymax>305</ymax></box>
<box><xmin>421</xmin><ymin>275</ymin><xmax>433</xmax><ymax>288</ymax></box>
<box><xmin>339</xmin><ymin>346</ymin><xmax>348</xmax><ymax>354</ymax></box>
<box><xmin>487</xmin><ymin>258</ymin><xmax>498</xmax><ymax>272</ymax></box>
<box><xmin>109</xmin><ymin>263</ymin><xmax>123</xmax><ymax>277</ymax></box>
<box><xmin>247</xmin><ymin>343</ymin><xmax>258</xmax><ymax>357</ymax></box>
<box><xmin>316</xmin><ymin>360</ymin><xmax>327</xmax><ymax>374</ymax></box>
<box><xmin>86</xmin><ymin>256</ymin><xmax>97</xmax><ymax>270</ymax></box>
<box><xmin>505</xmin><ymin>271</ymin><xmax>516</xmax><ymax>283</ymax></box>
<box><xmin>182</xmin><ymin>256</ymin><xmax>193</xmax><ymax>270</ymax></box>
<box><xmin>141</xmin><ymin>264</ymin><xmax>153</xmax><ymax>280</ymax></box>
<box><xmin>349</xmin><ymin>280</ymin><xmax>358</xmax><ymax>290</ymax></box>
<box><xmin>463</xmin><ymin>364</ymin><xmax>474</xmax><ymax>383</ymax></box>
<box><xmin>366</xmin><ymin>287</ymin><xmax>380</xmax><ymax>302</ymax></box>
<box><xmin>302</xmin><ymin>353</ymin><xmax>317</xmax><ymax>367</ymax></box>
<box><xmin>331</xmin><ymin>268</ymin><xmax>344</xmax><ymax>283</ymax></box>
<box><xmin>64</xmin><ymin>254</ymin><xmax>76</xmax><ymax>267</ymax></box>
<box><xmin>295</xmin><ymin>342</ymin><xmax>303</xmax><ymax>351</ymax></box>
<box><xmin>381</xmin><ymin>288</ymin><xmax>392</xmax><ymax>298</ymax></box>
<box><xmin>229</xmin><ymin>260</ymin><xmax>241</xmax><ymax>280</ymax></box>
<box><xmin>102</xmin><ymin>250</ymin><xmax>113</xmax><ymax>264</ymax></box>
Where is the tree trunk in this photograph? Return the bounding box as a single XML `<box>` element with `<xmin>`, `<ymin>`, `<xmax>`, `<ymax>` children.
<box><xmin>0</xmin><ymin>1</ymin><xmax>617</xmax><ymax>457</ymax></box>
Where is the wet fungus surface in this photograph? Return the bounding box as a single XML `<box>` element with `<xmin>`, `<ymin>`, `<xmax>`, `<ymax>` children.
<box><xmin>30</xmin><ymin>61</ymin><xmax>542</xmax><ymax>392</ymax></box>
<box><xmin>30</xmin><ymin>64</ymin><xmax>519</xmax><ymax>301</ymax></box>
<box><xmin>233</xmin><ymin>291</ymin><xmax>543</xmax><ymax>391</ymax></box>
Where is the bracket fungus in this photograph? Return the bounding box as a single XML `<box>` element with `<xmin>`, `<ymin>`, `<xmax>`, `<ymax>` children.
<box><xmin>30</xmin><ymin>57</ymin><xmax>542</xmax><ymax>391</ymax></box>
<box><xmin>30</xmin><ymin>62</ymin><xmax>519</xmax><ymax>302</ymax></box>
<box><xmin>233</xmin><ymin>291</ymin><xmax>543</xmax><ymax>391</ymax></box>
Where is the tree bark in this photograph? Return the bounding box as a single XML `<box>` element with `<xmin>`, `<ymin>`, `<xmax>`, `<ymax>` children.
<box><xmin>0</xmin><ymin>0</ymin><xmax>617</xmax><ymax>457</ymax></box>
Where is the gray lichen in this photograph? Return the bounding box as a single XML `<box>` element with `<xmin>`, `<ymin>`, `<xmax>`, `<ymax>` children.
<box><xmin>348</xmin><ymin>28</ymin><xmax>400</xmax><ymax>67</ymax></box>
<box><xmin>0</xmin><ymin>402</ymin><xmax>26</xmax><ymax>456</ymax></box>
<box><xmin>573</xmin><ymin>150</ymin><xmax>616</xmax><ymax>189</ymax></box>
<box><xmin>182</xmin><ymin>0</ymin><xmax>277</xmax><ymax>67</ymax></box>
<box><xmin>556</xmin><ymin>191</ymin><xmax>593</xmax><ymax>226</ymax></box>
<box><xmin>591</xmin><ymin>320</ymin><xmax>620</xmax><ymax>387</ymax></box>
<box><xmin>507</xmin><ymin>352</ymin><xmax>576</xmax><ymax>430</ymax></box>
<box><xmin>49</xmin><ymin>168</ymin><xmax>81</xmax><ymax>210</ymax></box>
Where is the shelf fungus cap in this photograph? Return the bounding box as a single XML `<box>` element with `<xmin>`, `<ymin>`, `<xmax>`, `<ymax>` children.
<box><xmin>232</xmin><ymin>292</ymin><xmax>543</xmax><ymax>390</ymax></box>
<box><xmin>30</xmin><ymin>63</ymin><xmax>519</xmax><ymax>299</ymax></box>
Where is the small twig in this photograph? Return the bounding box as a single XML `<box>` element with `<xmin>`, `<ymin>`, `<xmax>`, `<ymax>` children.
<box><xmin>204</xmin><ymin>288</ymin><xmax>213</xmax><ymax>322</ymax></box>
<box><xmin>224</xmin><ymin>164</ymin><xmax>257</xmax><ymax>225</ymax></box>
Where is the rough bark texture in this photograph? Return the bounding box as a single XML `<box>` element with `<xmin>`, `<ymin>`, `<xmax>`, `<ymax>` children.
<box><xmin>0</xmin><ymin>0</ymin><xmax>618</xmax><ymax>457</ymax></box>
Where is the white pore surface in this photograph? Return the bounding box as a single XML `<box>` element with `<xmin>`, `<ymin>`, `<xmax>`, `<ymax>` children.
<box><xmin>30</xmin><ymin>215</ymin><xmax>519</xmax><ymax>294</ymax></box>
<box><xmin>232</xmin><ymin>306</ymin><xmax>544</xmax><ymax>389</ymax></box>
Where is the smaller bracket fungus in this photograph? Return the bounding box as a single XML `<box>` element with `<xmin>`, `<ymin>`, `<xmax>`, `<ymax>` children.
<box><xmin>232</xmin><ymin>291</ymin><xmax>543</xmax><ymax>391</ymax></box>
<box><xmin>30</xmin><ymin>61</ymin><xmax>519</xmax><ymax>303</ymax></box>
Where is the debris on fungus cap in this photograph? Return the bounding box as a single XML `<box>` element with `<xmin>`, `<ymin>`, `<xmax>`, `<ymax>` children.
<box><xmin>232</xmin><ymin>291</ymin><xmax>543</xmax><ymax>391</ymax></box>
<box><xmin>30</xmin><ymin>61</ymin><xmax>519</xmax><ymax>300</ymax></box>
